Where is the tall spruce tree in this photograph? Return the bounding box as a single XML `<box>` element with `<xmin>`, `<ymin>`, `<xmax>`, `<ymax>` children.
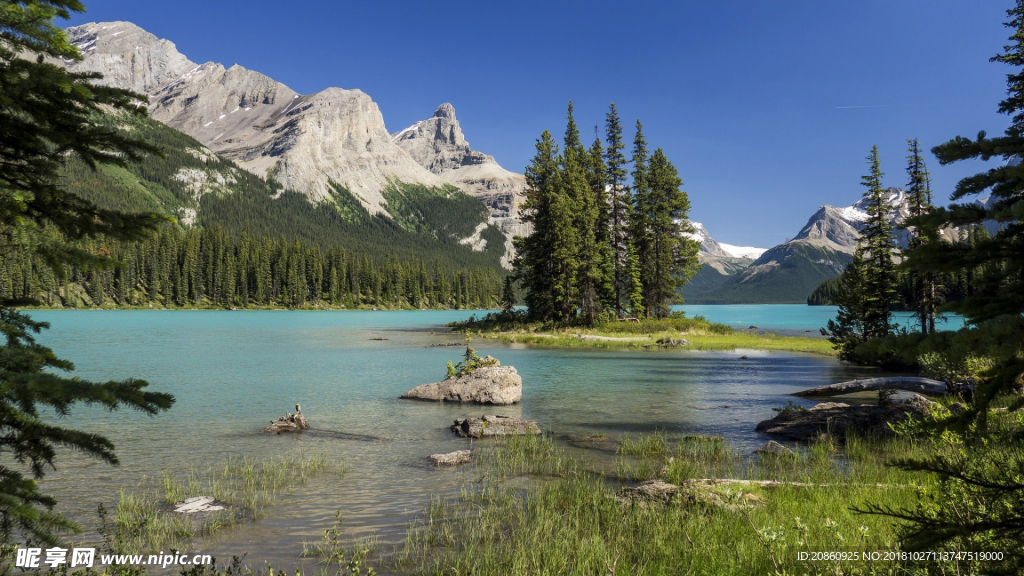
<box><xmin>583</xmin><ymin>131</ymin><xmax>614</xmax><ymax>321</ymax></box>
<box><xmin>858</xmin><ymin>145</ymin><xmax>899</xmax><ymax>339</ymax></box>
<box><xmin>903</xmin><ymin>138</ymin><xmax>940</xmax><ymax>334</ymax></box>
<box><xmin>513</xmin><ymin>130</ymin><xmax>560</xmax><ymax>320</ymax></box>
<box><xmin>551</xmin><ymin>102</ymin><xmax>584</xmax><ymax>320</ymax></box>
<box><xmin>604</xmin><ymin>104</ymin><xmax>631</xmax><ymax>315</ymax></box>
<box><xmin>629</xmin><ymin>120</ymin><xmax>653</xmax><ymax>316</ymax></box>
<box><xmin>0</xmin><ymin>0</ymin><xmax>174</xmax><ymax>546</ymax></box>
<box><xmin>644</xmin><ymin>149</ymin><xmax>700</xmax><ymax>318</ymax></box>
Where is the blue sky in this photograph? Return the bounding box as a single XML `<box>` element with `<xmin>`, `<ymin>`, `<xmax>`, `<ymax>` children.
<box><xmin>68</xmin><ymin>0</ymin><xmax>1012</xmax><ymax>247</ymax></box>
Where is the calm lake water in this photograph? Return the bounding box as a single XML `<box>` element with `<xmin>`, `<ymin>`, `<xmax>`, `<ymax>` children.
<box><xmin>30</xmin><ymin>307</ymin><xmax>907</xmax><ymax>570</ymax></box>
<box><xmin>676</xmin><ymin>304</ymin><xmax>965</xmax><ymax>333</ymax></box>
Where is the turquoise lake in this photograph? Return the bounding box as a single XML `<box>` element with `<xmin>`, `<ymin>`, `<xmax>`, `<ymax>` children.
<box><xmin>28</xmin><ymin>306</ymin><xmax>926</xmax><ymax>569</ymax></box>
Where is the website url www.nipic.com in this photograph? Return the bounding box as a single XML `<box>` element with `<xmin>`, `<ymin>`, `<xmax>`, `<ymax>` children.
<box><xmin>15</xmin><ymin>547</ymin><xmax>213</xmax><ymax>569</ymax></box>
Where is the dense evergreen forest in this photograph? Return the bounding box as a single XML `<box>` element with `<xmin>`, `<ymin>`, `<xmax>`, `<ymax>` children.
<box><xmin>514</xmin><ymin>103</ymin><xmax>700</xmax><ymax>323</ymax></box>
<box><xmin>1</xmin><ymin>225</ymin><xmax>504</xmax><ymax>309</ymax></box>
<box><xmin>1</xmin><ymin>110</ymin><xmax>510</xmax><ymax>309</ymax></box>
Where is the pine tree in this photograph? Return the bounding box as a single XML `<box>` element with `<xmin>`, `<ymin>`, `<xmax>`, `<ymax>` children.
<box><xmin>821</xmin><ymin>256</ymin><xmax>869</xmax><ymax>359</ymax></box>
<box><xmin>587</xmin><ymin>131</ymin><xmax>615</xmax><ymax>314</ymax></box>
<box><xmin>550</xmin><ymin>103</ymin><xmax>583</xmax><ymax>320</ymax></box>
<box><xmin>626</xmin><ymin>244</ymin><xmax>645</xmax><ymax>317</ymax></box>
<box><xmin>644</xmin><ymin>149</ymin><xmax>700</xmax><ymax>318</ymax></box>
<box><xmin>629</xmin><ymin>120</ymin><xmax>652</xmax><ymax>316</ymax></box>
<box><xmin>903</xmin><ymin>138</ymin><xmax>940</xmax><ymax>334</ymax></box>
<box><xmin>0</xmin><ymin>0</ymin><xmax>174</xmax><ymax>546</ymax></box>
<box><xmin>604</xmin><ymin>103</ymin><xmax>631</xmax><ymax>315</ymax></box>
<box><xmin>500</xmin><ymin>276</ymin><xmax>516</xmax><ymax>314</ymax></box>
<box><xmin>514</xmin><ymin>130</ymin><xmax>560</xmax><ymax>320</ymax></box>
<box><xmin>858</xmin><ymin>146</ymin><xmax>899</xmax><ymax>339</ymax></box>
<box><xmin>568</xmin><ymin>110</ymin><xmax>604</xmax><ymax>325</ymax></box>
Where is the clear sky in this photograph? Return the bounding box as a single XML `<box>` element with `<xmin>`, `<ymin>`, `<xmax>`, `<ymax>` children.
<box><xmin>67</xmin><ymin>0</ymin><xmax>1012</xmax><ymax>248</ymax></box>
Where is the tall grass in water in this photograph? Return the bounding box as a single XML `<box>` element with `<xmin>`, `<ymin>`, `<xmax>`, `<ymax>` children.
<box><xmin>392</xmin><ymin>432</ymin><xmax>941</xmax><ymax>575</ymax></box>
<box><xmin>115</xmin><ymin>453</ymin><xmax>344</xmax><ymax>553</ymax></box>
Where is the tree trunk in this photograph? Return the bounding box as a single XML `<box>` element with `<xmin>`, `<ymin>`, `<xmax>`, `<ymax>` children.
<box><xmin>791</xmin><ymin>377</ymin><xmax>947</xmax><ymax>398</ymax></box>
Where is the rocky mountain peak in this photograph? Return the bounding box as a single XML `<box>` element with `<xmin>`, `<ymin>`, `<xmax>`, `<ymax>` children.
<box><xmin>60</xmin><ymin>21</ymin><xmax>445</xmax><ymax>213</ymax></box>
<box><xmin>791</xmin><ymin>187</ymin><xmax>912</xmax><ymax>253</ymax></box>
<box><xmin>434</xmin><ymin>102</ymin><xmax>457</xmax><ymax>119</ymax></box>
<box><xmin>393</xmin><ymin>104</ymin><xmax>530</xmax><ymax>266</ymax></box>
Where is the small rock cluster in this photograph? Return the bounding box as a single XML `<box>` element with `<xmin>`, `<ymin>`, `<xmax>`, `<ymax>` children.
<box><xmin>451</xmin><ymin>415</ymin><xmax>541</xmax><ymax>438</ymax></box>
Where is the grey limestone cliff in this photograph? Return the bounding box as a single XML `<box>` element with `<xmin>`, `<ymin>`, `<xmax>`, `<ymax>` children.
<box><xmin>62</xmin><ymin>22</ymin><xmax>446</xmax><ymax>215</ymax></box>
<box><xmin>393</xmin><ymin>104</ymin><xmax>529</xmax><ymax>266</ymax></box>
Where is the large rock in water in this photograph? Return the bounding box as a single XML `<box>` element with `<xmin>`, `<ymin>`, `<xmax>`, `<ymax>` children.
<box><xmin>429</xmin><ymin>450</ymin><xmax>472</xmax><ymax>466</ymax></box>
<box><xmin>401</xmin><ymin>361</ymin><xmax>522</xmax><ymax>405</ymax></box>
<box><xmin>451</xmin><ymin>415</ymin><xmax>541</xmax><ymax>438</ymax></box>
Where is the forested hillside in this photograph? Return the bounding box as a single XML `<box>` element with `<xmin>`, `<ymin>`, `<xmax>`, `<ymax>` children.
<box><xmin>3</xmin><ymin>113</ymin><xmax>507</xmax><ymax>309</ymax></box>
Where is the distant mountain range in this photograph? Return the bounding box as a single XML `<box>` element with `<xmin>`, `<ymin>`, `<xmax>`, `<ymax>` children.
<box><xmin>682</xmin><ymin>189</ymin><xmax>916</xmax><ymax>304</ymax></box>
<box><xmin>57</xmin><ymin>21</ymin><xmax>960</xmax><ymax>305</ymax></box>
<box><xmin>59</xmin><ymin>21</ymin><xmax>526</xmax><ymax>265</ymax></box>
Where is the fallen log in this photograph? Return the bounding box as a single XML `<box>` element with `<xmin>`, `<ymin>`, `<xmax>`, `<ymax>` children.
<box><xmin>791</xmin><ymin>377</ymin><xmax>947</xmax><ymax>398</ymax></box>
<box><xmin>262</xmin><ymin>404</ymin><xmax>310</xmax><ymax>434</ymax></box>
<box><xmin>680</xmin><ymin>478</ymin><xmax>907</xmax><ymax>489</ymax></box>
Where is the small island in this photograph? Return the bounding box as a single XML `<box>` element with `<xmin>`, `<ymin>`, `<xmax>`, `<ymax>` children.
<box><xmin>401</xmin><ymin>341</ymin><xmax>522</xmax><ymax>404</ymax></box>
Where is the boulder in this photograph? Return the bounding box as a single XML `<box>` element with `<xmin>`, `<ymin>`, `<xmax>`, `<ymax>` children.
<box><xmin>754</xmin><ymin>440</ymin><xmax>795</xmax><ymax>458</ymax></box>
<box><xmin>173</xmin><ymin>496</ymin><xmax>225</xmax><ymax>514</ymax></box>
<box><xmin>262</xmin><ymin>404</ymin><xmax>310</xmax><ymax>434</ymax></box>
<box><xmin>755</xmin><ymin>396</ymin><xmax>938</xmax><ymax>442</ymax></box>
<box><xmin>451</xmin><ymin>415</ymin><xmax>541</xmax><ymax>438</ymax></box>
<box><xmin>429</xmin><ymin>450</ymin><xmax>472</xmax><ymax>466</ymax></box>
<box><xmin>402</xmin><ymin>361</ymin><xmax>522</xmax><ymax>405</ymax></box>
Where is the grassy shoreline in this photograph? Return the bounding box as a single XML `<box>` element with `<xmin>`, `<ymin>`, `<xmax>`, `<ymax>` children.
<box><xmin>384</xmin><ymin>432</ymin><xmax>943</xmax><ymax>575</ymax></box>
<box><xmin>477</xmin><ymin>328</ymin><xmax>835</xmax><ymax>355</ymax></box>
<box><xmin>450</xmin><ymin>313</ymin><xmax>836</xmax><ymax>356</ymax></box>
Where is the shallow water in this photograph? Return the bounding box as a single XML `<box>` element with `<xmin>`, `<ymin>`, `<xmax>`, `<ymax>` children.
<box><xmin>30</xmin><ymin>309</ymin><xmax>896</xmax><ymax>569</ymax></box>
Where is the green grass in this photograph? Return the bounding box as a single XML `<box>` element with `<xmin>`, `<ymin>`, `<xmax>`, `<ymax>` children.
<box><xmin>114</xmin><ymin>453</ymin><xmax>345</xmax><ymax>553</ymax></box>
<box><xmin>483</xmin><ymin>328</ymin><xmax>835</xmax><ymax>355</ymax></box>
<box><xmin>386</xmin><ymin>432</ymin><xmax>940</xmax><ymax>576</ymax></box>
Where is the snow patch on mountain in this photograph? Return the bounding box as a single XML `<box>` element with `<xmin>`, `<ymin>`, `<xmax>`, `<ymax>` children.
<box><xmin>718</xmin><ymin>243</ymin><xmax>767</xmax><ymax>259</ymax></box>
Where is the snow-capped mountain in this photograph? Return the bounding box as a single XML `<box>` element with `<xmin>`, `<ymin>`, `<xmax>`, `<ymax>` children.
<box><xmin>791</xmin><ymin>188</ymin><xmax>913</xmax><ymax>252</ymax></box>
<box><xmin>683</xmin><ymin>188</ymin><xmax>918</xmax><ymax>304</ymax></box>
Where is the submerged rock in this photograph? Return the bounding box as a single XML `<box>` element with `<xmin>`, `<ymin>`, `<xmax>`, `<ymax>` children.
<box><xmin>754</xmin><ymin>440</ymin><xmax>795</xmax><ymax>458</ymax></box>
<box><xmin>429</xmin><ymin>450</ymin><xmax>472</xmax><ymax>466</ymax></box>
<box><xmin>451</xmin><ymin>415</ymin><xmax>541</xmax><ymax>438</ymax></box>
<box><xmin>262</xmin><ymin>404</ymin><xmax>310</xmax><ymax>434</ymax></box>
<box><xmin>401</xmin><ymin>361</ymin><xmax>522</xmax><ymax>405</ymax></box>
<box><xmin>755</xmin><ymin>396</ymin><xmax>937</xmax><ymax>442</ymax></box>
